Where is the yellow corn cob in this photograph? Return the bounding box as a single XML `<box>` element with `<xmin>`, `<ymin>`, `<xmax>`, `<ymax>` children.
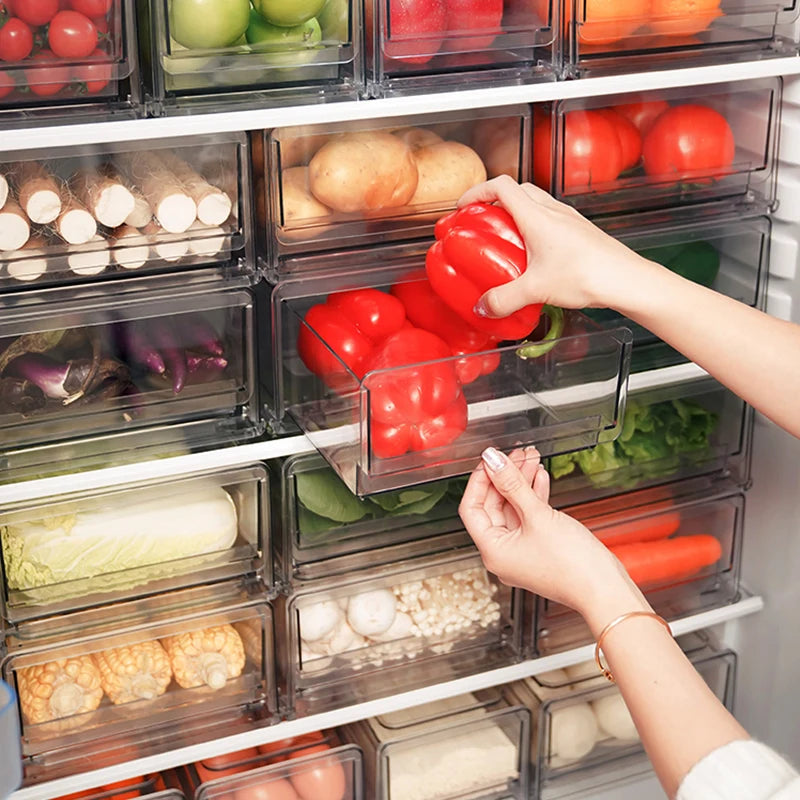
<box><xmin>93</xmin><ymin>639</ymin><xmax>172</xmax><ymax>705</ymax></box>
<box><xmin>160</xmin><ymin>624</ymin><xmax>245</xmax><ymax>690</ymax></box>
<box><xmin>17</xmin><ymin>656</ymin><xmax>104</xmax><ymax>724</ymax></box>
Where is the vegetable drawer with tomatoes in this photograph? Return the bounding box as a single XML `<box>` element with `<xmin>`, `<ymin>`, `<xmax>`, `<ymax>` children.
<box><xmin>506</xmin><ymin>641</ymin><xmax>735</xmax><ymax>797</ymax></box>
<box><xmin>178</xmin><ymin>732</ymin><xmax>361</xmax><ymax>800</ymax></box>
<box><xmin>533</xmin><ymin>483</ymin><xmax>743</xmax><ymax>656</ymax></box>
<box><xmin>587</xmin><ymin>209</ymin><xmax>770</xmax><ymax>373</ymax></box>
<box><xmin>547</xmin><ymin>373</ymin><xmax>751</xmax><ymax>507</ymax></box>
<box><xmin>341</xmin><ymin>689</ymin><xmax>530</xmax><ymax>800</ymax></box>
<box><xmin>0</xmin><ymin>0</ymin><xmax>138</xmax><ymax>118</ymax></box>
<box><xmin>138</xmin><ymin>0</ymin><xmax>362</xmax><ymax>116</ymax></box>
<box><xmin>0</xmin><ymin>463</ymin><xmax>271</xmax><ymax>625</ymax></box>
<box><xmin>560</xmin><ymin>0</ymin><xmax>798</xmax><ymax>77</ymax></box>
<box><xmin>54</xmin><ymin>773</ymin><xmax>182</xmax><ymax>800</ymax></box>
<box><xmin>364</xmin><ymin>0</ymin><xmax>555</xmax><ymax>97</ymax></box>
<box><xmin>275</xmin><ymin>452</ymin><xmax>469</xmax><ymax>584</ymax></box>
<box><xmin>278</xmin><ymin>548</ymin><xmax>522</xmax><ymax>715</ymax></box>
<box><xmin>271</xmin><ymin>257</ymin><xmax>632</xmax><ymax>496</ymax></box>
<box><xmin>0</xmin><ymin>134</ymin><xmax>251</xmax><ymax>290</ymax></box>
<box><xmin>534</xmin><ymin>77</ymin><xmax>780</xmax><ymax>217</ymax></box>
<box><xmin>2</xmin><ymin>583</ymin><xmax>277</xmax><ymax>781</ymax></box>
<box><xmin>0</xmin><ymin>278</ymin><xmax>261</xmax><ymax>480</ymax></box>
<box><xmin>257</xmin><ymin>106</ymin><xmax>529</xmax><ymax>274</ymax></box>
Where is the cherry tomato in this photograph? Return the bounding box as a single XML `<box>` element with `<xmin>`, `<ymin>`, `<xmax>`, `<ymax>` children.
<box><xmin>0</xmin><ymin>17</ymin><xmax>33</xmax><ymax>62</ymax></box>
<box><xmin>0</xmin><ymin>69</ymin><xmax>14</xmax><ymax>98</ymax></box>
<box><xmin>71</xmin><ymin>47</ymin><xmax>111</xmax><ymax>93</ymax></box>
<box><xmin>24</xmin><ymin>50</ymin><xmax>70</xmax><ymax>96</ymax></box>
<box><xmin>641</xmin><ymin>103</ymin><xmax>735</xmax><ymax>181</ymax></box>
<box><xmin>69</xmin><ymin>0</ymin><xmax>112</xmax><ymax>15</ymax></box>
<box><xmin>288</xmin><ymin>747</ymin><xmax>346</xmax><ymax>800</ymax></box>
<box><xmin>614</xmin><ymin>99</ymin><xmax>670</xmax><ymax>134</ymax></box>
<box><xmin>596</xmin><ymin>108</ymin><xmax>642</xmax><ymax>171</ymax></box>
<box><xmin>48</xmin><ymin>10</ymin><xmax>98</xmax><ymax>58</ymax></box>
<box><xmin>91</xmin><ymin>15</ymin><xmax>109</xmax><ymax>34</ymax></box>
<box><xmin>14</xmin><ymin>0</ymin><xmax>58</xmax><ymax>26</ymax></box>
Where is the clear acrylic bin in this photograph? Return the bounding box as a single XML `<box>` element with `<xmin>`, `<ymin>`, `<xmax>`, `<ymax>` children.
<box><xmin>259</xmin><ymin>106</ymin><xmax>530</xmax><ymax>273</ymax></box>
<box><xmin>537</xmin><ymin>78</ymin><xmax>780</xmax><ymax>217</ymax></box>
<box><xmin>2</xmin><ymin>585</ymin><xmax>277</xmax><ymax>766</ymax></box>
<box><xmin>277</xmin><ymin>452</ymin><xmax>469</xmax><ymax>583</ymax></box>
<box><xmin>55</xmin><ymin>775</ymin><xmax>182</xmax><ymax>800</ymax></box>
<box><xmin>587</xmin><ymin>209</ymin><xmax>769</xmax><ymax>372</ymax></box>
<box><xmin>139</xmin><ymin>0</ymin><xmax>363</xmax><ymax>115</ymax></box>
<box><xmin>0</xmin><ymin>135</ymin><xmax>252</xmax><ymax>290</ymax></box>
<box><xmin>0</xmin><ymin>0</ymin><xmax>139</xmax><ymax>123</ymax></box>
<box><xmin>561</xmin><ymin>0</ymin><xmax>799</xmax><ymax>76</ymax></box>
<box><xmin>533</xmin><ymin>483</ymin><xmax>744</xmax><ymax>655</ymax></box>
<box><xmin>0</xmin><ymin>464</ymin><xmax>271</xmax><ymax>624</ymax></box>
<box><xmin>548</xmin><ymin>373</ymin><xmax>751</xmax><ymax>507</ymax></box>
<box><xmin>182</xmin><ymin>736</ymin><xmax>362</xmax><ymax>800</ymax></box>
<box><xmin>272</xmin><ymin>262</ymin><xmax>632</xmax><ymax>495</ymax></box>
<box><xmin>342</xmin><ymin>689</ymin><xmax>530</xmax><ymax>799</ymax></box>
<box><xmin>0</xmin><ymin>277</ymin><xmax>261</xmax><ymax>478</ymax></box>
<box><xmin>280</xmin><ymin>550</ymin><xmax>522</xmax><ymax>715</ymax></box>
<box><xmin>365</xmin><ymin>0</ymin><xmax>555</xmax><ymax>97</ymax></box>
<box><xmin>507</xmin><ymin>645</ymin><xmax>736</xmax><ymax>797</ymax></box>
<box><xmin>0</xmin><ymin>679</ymin><xmax>22</xmax><ymax>797</ymax></box>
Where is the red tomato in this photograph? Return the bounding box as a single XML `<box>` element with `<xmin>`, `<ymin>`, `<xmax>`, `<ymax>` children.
<box><xmin>202</xmin><ymin>748</ymin><xmax>260</xmax><ymax>769</ymax></box>
<box><xmin>70</xmin><ymin>47</ymin><xmax>111</xmax><ymax>93</ymax></box>
<box><xmin>289</xmin><ymin>749</ymin><xmax>346</xmax><ymax>800</ymax></box>
<box><xmin>596</xmin><ymin>108</ymin><xmax>642</xmax><ymax>171</ymax></box>
<box><xmin>69</xmin><ymin>0</ymin><xmax>112</xmax><ymax>15</ymax></box>
<box><xmin>0</xmin><ymin>17</ymin><xmax>33</xmax><ymax>62</ymax></box>
<box><xmin>48</xmin><ymin>10</ymin><xmax>98</xmax><ymax>58</ymax></box>
<box><xmin>24</xmin><ymin>50</ymin><xmax>70</xmax><ymax>96</ymax></box>
<box><xmin>614</xmin><ymin>99</ymin><xmax>670</xmax><ymax>134</ymax></box>
<box><xmin>60</xmin><ymin>777</ymin><xmax>146</xmax><ymax>800</ymax></box>
<box><xmin>0</xmin><ymin>69</ymin><xmax>14</xmax><ymax>98</ymax></box>
<box><xmin>641</xmin><ymin>103</ymin><xmax>735</xmax><ymax>181</ymax></box>
<box><xmin>13</xmin><ymin>0</ymin><xmax>58</xmax><ymax>25</ymax></box>
<box><xmin>233</xmin><ymin>779</ymin><xmax>299</xmax><ymax>800</ymax></box>
<box><xmin>326</xmin><ymin>289</ymin><xmax>406</xmax><ymax>345</ymax></box>
<box><xmin>444</xmin><ymin>0</ymin><xmax>504</xmax><ymax>49</ymax></box>
<box><xmin>533</xmin><ymin>110</ymin><xmax>623</xmax><ymax>192</ymax></box>
<box><xmin>257</xmin><ymin>732</ymin><xmax>326</xmax><ymax>760</ymax></box>
<box><xmin>91</xmin><ymin>14</ymin><xmax>109</xmax><ymax>34</ymax></box>
<box><xmin>379</xmin><ymin>0</ymin><xmax>448</xmax><ymax>63</ymax></box>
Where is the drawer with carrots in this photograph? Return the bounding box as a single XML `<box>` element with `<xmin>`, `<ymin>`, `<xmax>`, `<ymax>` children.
<box><xmin>0</xmin><ymin>134</ymin><xmax>251</xmax><ymax>290</ymax></box>
<box><xmin>532</xmin><ymin>484</ymin><xmax>744</xmax><ymax>656</ymax></box>
<box><xmin>534</xmin><ymin>78</ymin><xmax>780</xmax><ymax>217</ymax></box>
<box><xmin>257</xmin><ymin>106</ymin><xmax>529</xmax><ymax>274</ymax></box>
<box><xmin>2</xmin><ymin>584</ymin><xmax>277</xmax><ymax>769</ymax></box>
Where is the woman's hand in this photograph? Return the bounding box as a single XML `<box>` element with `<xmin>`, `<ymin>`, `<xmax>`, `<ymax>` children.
<box><xmin>457</xmin><ymin>176</ymin><xmax>659</xmax><ymax>319</ymax></box>
<box><xmin>459</xmin><ymin>445</ymin><xmax>649</xmax><ymax>630</ymax></box>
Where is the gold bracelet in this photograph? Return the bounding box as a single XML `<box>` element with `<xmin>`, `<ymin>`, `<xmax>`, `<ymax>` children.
<box><xmin>594</xmin><ymin>611</ymin><xmax>672</xmax><ymax>683</ymax></box>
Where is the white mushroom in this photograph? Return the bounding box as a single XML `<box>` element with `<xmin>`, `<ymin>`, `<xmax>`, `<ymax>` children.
<box><xmin>347</xmin><ymin>589</ymin><xmax>397</xmax><ymax>637</ymax></box>
<box><xmin>592</xmin><ymin>693</ymin><xmax>640</xmax><ymax>742</ymax></box>
<box><xmin>549</xmin><ymin>702</ymin><xmax>599</xmax><ymax>764</ymax></box>
<box><xmin>298</xmin><ymin>599</ymin><xmax>342</xmax><ymax>643</ymax></box>
<box><xmin>324</xmin><ymin>619</ymin><xmax>365</xmax><ymax>655</ymax></box>
<box><xmin>370</xmin><ymin>611</ymin><xmax>414</xmax><ymax>643</ymax></box>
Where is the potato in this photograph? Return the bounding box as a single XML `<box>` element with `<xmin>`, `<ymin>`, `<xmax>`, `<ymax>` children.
<box><xmin>279</xmin><ymin>133</ymin><xmax>332</xmax><ymax>168</ymax></box>
<box><xmin>281</xmin><ymin>167</ymin><xmax>332</xmax><ymax>223</ymax></box>
<box><xmin>391</xmin><ymin>127</ymin><xmax>445</xmax><ymax>150</ymax></box>
<box><xmin>308</xmin><ymin>131</ymin><xmax>418</xmax><ymax>212</ymax></box>
<box><xmin>409</xmin><ymin>141</ymin><xmax>487</xmax><ymax>205</ymax></box>
<box><xmin>471</xmin><ymin>118</ymin><xmax>522</xmax><ymax>179</ymax></box>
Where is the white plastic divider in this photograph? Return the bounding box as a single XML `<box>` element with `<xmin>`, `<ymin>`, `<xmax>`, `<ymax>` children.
<box><xmin>8</xmin><ymin>592</ymin><xmax>764</xmax><ymax>800</ymax></box>
<box><xmin>0</xmin><ymin>59</ymin><xmax>798</xmax><ymax>152</ymax></box>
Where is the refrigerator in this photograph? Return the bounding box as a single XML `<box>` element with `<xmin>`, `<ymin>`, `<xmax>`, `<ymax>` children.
<box><xmin>1</xmin><ymin>1</ymin><xmax>799</xmax><ymax>798</ymax></box>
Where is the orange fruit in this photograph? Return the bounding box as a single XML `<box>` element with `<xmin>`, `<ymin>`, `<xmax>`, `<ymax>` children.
<box><xmin>648</xmin><ymin>0</ymin><xmax>723</xmax><ymax>35</ymax></box>
<box><xmin>536</xmin><ymin>0</ymin><xmax>649</xmax><ymax>44</ymax></box>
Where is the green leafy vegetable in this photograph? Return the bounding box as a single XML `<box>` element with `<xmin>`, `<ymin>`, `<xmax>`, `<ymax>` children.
<box><xmin>367</xmin><ymin>484</ymin><xmax>448</xmax><ymax>516</ymax></box>
<box><xmin>295</xmin><ymin>470</ymin><xmax>368</xmax><ymax>524</ymax></box>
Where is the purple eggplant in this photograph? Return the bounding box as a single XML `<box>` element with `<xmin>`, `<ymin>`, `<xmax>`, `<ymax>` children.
<box><xmin>182</xmin><ymin>315</ymin><xmax>225</xmax><ymax>357</ymax></box>
<box><xmin>186</xmin><ymin>352</ymin><xmax>228</xmax><ymax>374</ymax></box>
<box><xmin>115</xmin><ymin>321</ymin><xmax>166</xmax><ymax>376</ymax></box>
<box><xmin>149</xmin><ymin>318</ymin><xmax>186</xmax><ymax>395</ymax></box>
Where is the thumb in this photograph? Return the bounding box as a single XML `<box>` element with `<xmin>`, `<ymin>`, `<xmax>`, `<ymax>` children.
<box><xmin>475</xmin><ymin>278</ymin><xmax>534</xmax><ymax>320</ymax></box>
<box><xmin>481</xmin><ymin>447</ymin><xmax>548</xmax><ymax>520</ymax></box>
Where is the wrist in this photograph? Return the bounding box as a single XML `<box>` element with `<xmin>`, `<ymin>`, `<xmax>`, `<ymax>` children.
<box><xmin>593</xmin><ymin>253</ymin><xmax>667</xmax><ymax>318</ymax></box>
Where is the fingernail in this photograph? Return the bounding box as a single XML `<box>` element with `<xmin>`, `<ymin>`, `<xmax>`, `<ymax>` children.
<box><xmin>473</xmin><ymin>298</ymin><xmax>490</xmax><ymax>318</ymax></box>
<box><xmin>481</xmin><ymin>447</ymin><xmax>506</xmax><ymax>472</ymax></box>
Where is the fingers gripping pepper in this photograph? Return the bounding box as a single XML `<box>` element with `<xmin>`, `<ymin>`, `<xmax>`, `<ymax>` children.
<box><xmin>426</xmin><ymin>203</ymin><xmax>543</xmax><ymax>340</ymax></box>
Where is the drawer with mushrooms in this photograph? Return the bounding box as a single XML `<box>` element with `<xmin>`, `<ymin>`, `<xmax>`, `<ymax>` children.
<box><xmin>279</xmin><ymin>549</ymin><xmax>523</xmax><ymax>716</ymax></box>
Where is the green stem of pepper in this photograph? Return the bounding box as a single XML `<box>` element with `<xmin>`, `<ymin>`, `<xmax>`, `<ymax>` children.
<box><xmin>515</xmin><ymin>305</ymin><xmax>566</xmax><ymax>359</ymax></box>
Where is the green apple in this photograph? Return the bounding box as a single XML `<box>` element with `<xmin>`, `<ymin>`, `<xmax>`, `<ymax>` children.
<box><xmin>317</xmin><ymin>0</ymin><xmax>349</xmax><ymax>41</ymax></box>
<box><xmin>246</xmin><ymin>10</ymin><xmax>322</xmax><ymax>66</ymax></box>
<box><xmin>170</xmin><ymin>0</ymin><xmax>250</xmax><ymax>49</ymax></box>
<box><xmin>252</xmin><ymin>0</ymin><xmax>326</xmax><ymax>27</ymax></box>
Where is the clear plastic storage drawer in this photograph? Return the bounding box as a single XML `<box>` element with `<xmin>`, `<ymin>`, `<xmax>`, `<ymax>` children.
<box><xmin>0</xmin><ymin>135</ymin><xmax>252</xmax><ymax>290</ymax></box>
<box><xmin>259</xmin><ymin>106</ymin><xmax>529</xmax><ymax>273</ymax></box>
<box><xmin>534</xmin><ymin>484</ymin><xmax>743</xmax><ymax>655</ymax></box>
<box><xmin>0</xmin><ymin>465</ymin><xmax>271</xmax><ymax>624</ymax></box>
<box><xmin>272</xmin><ymin>262</ymin><xmax>632</xmax><ymax>495</ymax></box>
<box><xmin>280</xmin><ymin>550</ymin><xmax>522</xmax><ymax>714</ymax></box>
<box><xmin>538</xmin><ymin>78</ymin><xmax>780</xmax><ymax>217</ymax></box>
<box><xmin>277</xmin><ymin>452</ymin><xmax>468</xmax><ymax>583</ymax></box>
<box><xmin>342</xmin><ymin>689</ymin><xmax>531</xmax><ymax>799</ymax></box>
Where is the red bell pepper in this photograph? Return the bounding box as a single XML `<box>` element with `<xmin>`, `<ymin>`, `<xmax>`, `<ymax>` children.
<box><xmin>390</xmin><ymin>270</ymin><xmax>501</xmax><ymax>384</ymax></box>
<box><xmin>426</xmin><ymin>203</ymin><xmax>543</xmax><ymax>341</ymax></box>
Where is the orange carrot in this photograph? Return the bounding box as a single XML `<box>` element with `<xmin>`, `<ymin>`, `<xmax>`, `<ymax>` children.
<box><xmin>609</xmin><ymin>534</ymin><xmax>722</xmax><ymax>588</ymax></box>
<box><xmin>594</xmin><ymin>511</ymin><xmax>682</xmax><ymax>548</ymax></box>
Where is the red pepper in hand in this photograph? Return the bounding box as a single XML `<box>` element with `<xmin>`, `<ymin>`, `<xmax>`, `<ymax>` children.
<box><xmin>426</xmin><ymin>203</ymin><xmax>542</xmax><ymax>341</ymax></box>
<box><xmin>391</xmin><ymin>270</ymin><xmax>500</xmax><ymax>384</ymax></box>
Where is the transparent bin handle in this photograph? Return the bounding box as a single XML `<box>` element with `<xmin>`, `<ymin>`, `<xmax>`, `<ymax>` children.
<box><xmin>0</xmin><ymin>680</ymin><xmax>22</xmax><ymax>798</ymax></box>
